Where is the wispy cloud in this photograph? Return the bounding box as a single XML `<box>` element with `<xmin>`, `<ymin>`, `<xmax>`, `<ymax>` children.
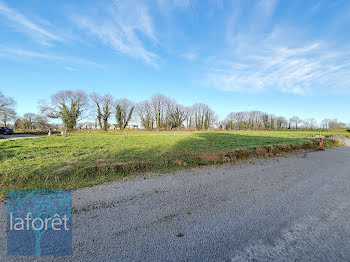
<box><xmin>310</xmin><ymin>1</ymin><xmax>321</xmax><ymax>13</ymax></box>
<box><xmin>157</xmin><ymin>0</ymin><xmax>196</xmax><ymax>11</ymax></box>
<box><xmin>72</xmin><ymin>0</ymin><xmax>159</xmax><ymax>67</ymax></box>
<box><xmin>182</xmin><ymin>51</ymin><xmax>198</xmax><ymax>61</ymax></box>
<box><xmin>206</xmin><ymin>29</ymin><xmax>350</xmax><ymax>95</ymax></box>
<box><xmin>0</xmin><ymin>1</ymin><xmax>62</xmax><ymax>45</ymax></box>
<box><xmin>64</xmin><ymin>66</ymin><xmax>76</xmax><ymax>71</ymax></box>
<box><xmin>0</xmin><ymin>47</ymin><xmax>102</xmax><ymax>68</ymax></box>
<box><xmin>173</xmin><ymin>0</ymin><xmax>192</xmax><ymax>9</ymax></box>
<box><xmin>209</xmin><ymin>0</ymin><xmax>224</xmax><ymax>9</ymax></box>
<box><xmin>182</xmin><ymin>53</ymin><xmax>196</xmax><ymax>61</ymax></box>
<box><xmin>254</xmin><ymin>0</ymin><xmax>279</xmax><ymax>20</ymax></box>
<box><xmin>206</xmin><ymin>0</ymin><xmax>350</xmax><ymax>96</ymax></box>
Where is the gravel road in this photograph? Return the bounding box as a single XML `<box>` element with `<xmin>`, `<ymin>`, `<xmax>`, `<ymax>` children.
<box><xmin>0</xmin><ymin>134</ymin><xmax>46</xmax><ymax>141</ymax></box>
<box><xmin>1</xmin><ymin>146</ymin><xmax>350</xmax><ymax>261</ymax></box>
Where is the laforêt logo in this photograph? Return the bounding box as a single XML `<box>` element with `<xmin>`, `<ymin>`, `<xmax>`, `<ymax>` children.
<box><xmin>7</xmin><ymin>190</ymin><xmax>72</xmax><ymax>256</ymax></box>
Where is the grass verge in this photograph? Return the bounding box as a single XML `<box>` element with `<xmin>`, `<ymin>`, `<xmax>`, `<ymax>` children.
<box><xmin>0</xmin><ymin>130</ymin><xmax>343</xmax><ymax>199</ymax></box>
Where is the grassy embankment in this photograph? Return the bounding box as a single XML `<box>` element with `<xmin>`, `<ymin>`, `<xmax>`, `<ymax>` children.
<box><xmin>0</xmin><ymin>129</ymin><xmax>346</xmax><ymax>199</ymax></box>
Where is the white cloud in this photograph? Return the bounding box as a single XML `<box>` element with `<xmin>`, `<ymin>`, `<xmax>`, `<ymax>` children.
<box><xmin>255</xmin><ymin>0</ymin><xmax>279</xmax><ymax>20</ymax></box>
<box><xmin>207</xmin><ymin>1</ymin><xmax>350</xmax><ymax>96</ymax></box>
<box><xmin>206</xmin><ymin>30</ymin><xmax>350</xmax><ymax>95</ymax></box>
<box><xmin>157</xmin><ymin>0</ymin><xmax>195</xmax><ymax>11</ymax></box>
<box><xmin>0</xmin><ymin>47</ymin><xmax>102</xmax><ymax>68</ymax></box>
<box><xmin>182</xmin><ymin>51</ymin><xmax>197</xmax><ymax>61</ymax></box>
<box><xmin>210</xmin><ymin>0</ymin><xmax>224</xmax><ymax>9</ymax></box>
<box><xmin>310</xmin><ymin>1</ymin><xmax>321</xmax><ymax>13</ymax></box>
<box><xmin>64</xmin><ymin>66</ymin><xmax>76</xmax><ymax>71</ymax></box>
<box><xmin>173</xmin><ymin>0</ymin><xmax>192</xmax><ymax>9</ymax></box>
<box><xmin>73</xmin><ymin>0</ymin><xmax>159</xmax><ymax>67</ymax></box>
<box><xmin>0</xmin><ymin>1</ymin><xmax>62</xmax><ymax>45</ymax></box>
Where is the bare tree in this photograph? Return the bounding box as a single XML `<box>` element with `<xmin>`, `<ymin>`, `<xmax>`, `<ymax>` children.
<box><xmin>90</xmin><ymin>93</ymin><xmax>113</xmax><ymax>131</ymax></box>
<box><xmin>321</xmin><ymin>118</ymin><xmax>332</xmax><ymax>129</ymax></box>
<box><xmin>167</xmin><ymin>104</ymin><xmax>187</xmax><ymax>128</ymax></box>
<box><xmin>23</xmin><ymin>113</ymin><xmax>36</xmax><ymax>129</ymax></box>
<box><xmin>0</xmin><ymin>92</ymin><xmax>16</xmax><ymax>127</ymax></box>
<box><xmin>224</xmin><ymin>111</ymin><xmax>288</xmax><ymax>131</ymax></box>
<box><xmin>14</xmin><ymin>118</ymin><xmax>23</xmax><ymax>129</ymax></box>
<box><xmin>41</xmin><ymin>90</ymin><xmax>88</xmax><ymax>130</ymax></box>
<box><xmin>184</xmin><ymin>106</ymin><xmax>194</xmax><ymax>128</ymax></box>
<box><xmin>151</xmin><ymin>94</ymin><xmax>172</xmax><ymax>129</ymax></box>
<box><xmin>224</xmin><ymin>112</ymin><xmax>236</xmax><ymax>130</ymax></box>
<box><xmin>261</xmin><ymin>113</ymin><xmax>270</xmax><ymax>130</ymax></box>
<box><xmin>34</xmin><ymin>115</ymin><xmax>50</xmax><ymax>130</ymax></box>
<box><xmin>100</xmin><ymin>95</ymin><xmax>113</xmax><ymax>131</ymax></box>
<box><xmin>290</xmin><ymin>116</ymin><xmax>303</xmax><ymax>129</ymax></box>
<box><xmin>0</xmin><ymin>92</ymin><xmax>16</xmax><ymax>110</ymax></box>
<box><xmin>90</xmin><ymin>93</ymin><xmax>103</xmax><ymax>130</ymax></box>
<box><xmin>115</xmin><ymin>98</ymin><xmax>135</xmax><ymax>130</ymax></box>
<box><xmin>248</xmin><ymin>111</ymin><xmax>262</xmax><ymax>130</ymax></box>
<box><xmin>276</xmin><ymin>116</ymin><xmax>287</xmax><ymax>130</ymax></box>
<box><xmin>164</xmin><ymin>98</ymin><xmax>177</xmax><ymax>129</ymax></box>
<box><xmin>233</xmin><ymin>112</ymin><xmax>248</xmax><ymax>130</ymax></box>
<box><xmin>136</xmin><ymin>100</ymin><xmax>154</xmax><ymax>130</ymax></box>
<box><xmin>0</xmin><ymin>107</ymin><xmax>16</xmax><ymax>126</ymax></box>
<box><xmin>192</xmin><ymin>103</ymin><xmax>215</xmax><ymax>130</ymax></box>
<box><xmin>302</xmin><ymin>118</ymin><xmax>317</xmax><ymax>129</ymax></box>
<box><xmin>15</xmin><ymin>114</ymin><xmax>49</xmax><ymax>130</ymax></box>
<box><xmin>328</xmin><ymin>119</ymin><xmax>346</xmax><ymax>129</ymax></box>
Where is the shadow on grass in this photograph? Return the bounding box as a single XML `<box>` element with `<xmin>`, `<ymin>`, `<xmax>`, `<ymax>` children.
<box><xmin>172</xmin><ymin>132</ymin><xmax>311</xmax><ymax>152</ymax></box>
<box><xmin>1</xmin><ymin>132</ymin><xmax>329</xmax><ymax>198</ymax></box>
<box><xmin>75</xmin><ymin>132</ymin><xmax>320</xmax><ymax>177</ymax></box>
<box><xmin>168</xmin><ymin>132</ymin><xmax>321</xmax><ymax>167</ymax></box>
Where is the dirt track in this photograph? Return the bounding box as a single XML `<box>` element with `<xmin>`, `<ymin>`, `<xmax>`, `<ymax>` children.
<box><xmin>0</xmin><ymin>134</ymin><xmax>46</xmax><ymax>141</ymax></box>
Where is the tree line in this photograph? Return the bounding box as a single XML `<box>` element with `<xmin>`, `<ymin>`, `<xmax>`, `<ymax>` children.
<box><xmin>0</xmin><ymin>90</ymin><xmax>347</xmax><ymax>131</ymax></box>
<box><xmin>39</xmin><ymin>91</ymin><xmax>217</xmax><ymax>131</ymax></box>
<box><xmin>219</xmin><ymin>112</ymin><xmax>335</xmax><ymax>130</ymax></box>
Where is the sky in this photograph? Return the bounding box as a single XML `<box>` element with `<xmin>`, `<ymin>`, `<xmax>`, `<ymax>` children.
<box><xmin>1</xmin><ymin>0</ymin><xmax>350</xmax><ymax>124</ymax></box>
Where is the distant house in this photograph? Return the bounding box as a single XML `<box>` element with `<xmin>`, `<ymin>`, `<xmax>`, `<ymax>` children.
<box><xmin>109</xmin><ymin>124</ymin><xmax>138</xmax><ymax>130</ymax></box>
<box><xmin>126</xmin><ymin>125</ymin><xmax>138</xmax><ymax>129</ymax></box>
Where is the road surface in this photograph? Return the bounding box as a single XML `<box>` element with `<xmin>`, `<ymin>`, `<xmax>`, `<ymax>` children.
<box><xmin>0</xmin><ymin>134</ymin><xmax>46</xmax><ymax>141</ymax></box>
<box><xmin>1</xmin><ymin>146</ymin><xmax>350</xmax><ymax>261</ymax></box>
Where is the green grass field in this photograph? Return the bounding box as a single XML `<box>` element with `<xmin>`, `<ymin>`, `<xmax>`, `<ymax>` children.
<box><xmin>0</xmin><ymin>129</ymin><xmax>348</xmax><ymax>199</ymax></box>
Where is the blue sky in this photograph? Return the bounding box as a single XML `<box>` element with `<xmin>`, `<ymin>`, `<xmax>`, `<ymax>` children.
<box><xmin>1</xmin><ymin>0</ymin><xmax>350</xmax><ymax>124</ymax></box>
